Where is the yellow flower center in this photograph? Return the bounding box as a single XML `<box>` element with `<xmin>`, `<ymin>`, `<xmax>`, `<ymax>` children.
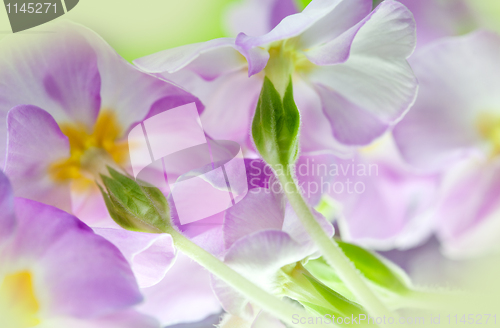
<box><xmin>49</xmin><ymin>110</ymin><xmax>128</xmax><ymax>191</ymax></box>
<box><xmin>0</xmin><ymin>271</ymin><xmax>40</xmax><ymax>327</ymax></box>
<box><xmin>477</xmin><ymin>112</ymin><xmax>500</xmax><ymax>157</ymax></box>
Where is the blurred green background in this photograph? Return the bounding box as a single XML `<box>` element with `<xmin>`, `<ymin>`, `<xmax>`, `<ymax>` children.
<box><xmin>1</xmin><ymin>0</ymin><xmax>500</xmax><ymax>62</ymax></box>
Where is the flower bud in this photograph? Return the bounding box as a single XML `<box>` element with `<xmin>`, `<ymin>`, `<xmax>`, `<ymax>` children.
<box><xmin>99</xmin><ymin>166</ymin><xmax>170</xmax><ymax>233</ymax></box>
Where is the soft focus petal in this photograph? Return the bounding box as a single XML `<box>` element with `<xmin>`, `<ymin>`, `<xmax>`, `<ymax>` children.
<box><xmin>2</xmin><ymin>198</ymin><xmax>142</xmax><ymax>319</ymax></box>
<box><xmin>224</xmin><ymin>187</ymin><xmax>285</xmax><ymax>250</ymax></box>
<box><xmin>332</xmin><ymin>136</ymin><xmax>439</xmax><ymax>250</ymax></box>
<box><xmin>0</xmin><ymin>25</ymin><xmax>101</xmax><ymax>164</ymax></box>
<box><xmin>4</xmin><ymin>105</ymin><xmax>71</xmax><ymax>212</ymax></box>
<box><xmin>138</xmin><ymin>253</ymin><xmax>221</xmax><ymax>327</ymax></box>
<box><xmin>224</xmin><ymin>0</ymin><xmax>298</xmax><ymax>37</ymax></box>
<box><xmin>214</xmin><ymin>231</ymin><xmax>311</xmax><ymax>317</ymax></box>
<box><xmin>69</xmin><ymin>21</ymin><xmax>204</xmax><ymax>133</ymax></box>
<box><xmin>397</xmin><ymin>0</ymin><xmax>474</xmax><ymax>47</ymax></box>
<box><xmin>0</xmin><ymin>171</ymin><xmax>16</xmax><ymax>246</ymax></box>
<box><xmin>393</xmin><ymin>31</ymin><xmax>500</xmax><ymax>170</ymax></box>
<box><xmin>435</xmin><ymin>158</ymin><xmax>500</xmax><ymax>258</ymax></box>
<box><xmin>293</xmin><ymin>79</ymin><xmax>353</xmax><ymax>156</ymax></box>
<box><xmin>93</xmin><ymin>228</ymin><xmax>177</xmax><ymax>288</ymax></box>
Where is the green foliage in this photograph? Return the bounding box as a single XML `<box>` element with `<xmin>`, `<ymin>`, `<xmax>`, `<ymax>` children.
<box><xmin>337</xmin><ymin>241</ymin><xmax>411</xmax><ymax>295</ymax></box>
<box><xmin>252</xmin><ymin>77</ymin><xmax>300</xmax><ymax>169</ymax></box>
<box><xmin>99</xmin><ymin>167</ymin><xmax>170</xmax><ymax>233</ymax></box>
<box><xmin>304</xmin><ymin>275</ymin><xmax>366</xmax><ymax>317</ymax></box>
<box><xmin>306</xmin><ymin>241</ymin><xmax>412</xmax><ymax>298</ymax></box>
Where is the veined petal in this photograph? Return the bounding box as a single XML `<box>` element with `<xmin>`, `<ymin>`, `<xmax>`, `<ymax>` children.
<box><xmin>134</xmin><ymin>38</ymin><xmax>246</xmax><ymax>81</ymax></box>
<box><xmin>93</xmin><ymin>228</ymin><xmax>177</xmax><ymax>288</ymax></box>
<box><xmin>0</xmin><ymin>24</ymin><xmax>101</xmax><ymax>164</ymax></box>
<box><xmin>393</xmin><ymin>31</ymin><xmax>500</xmax><ymax>170</ymax></box>
<box><xmin>3</xmin><ymin>198</ymin><xmax>142</xmax><ymax>319</ymax></box>
<box><xmin>307</xmin><ymin>1</ymin><xmax>417</xmax><ymax>139</ymax></box>
<box><xmin>138</xmin><ymin>253</ymin><xmax>221</xmax><ymax>326</ymax></box>
<box><xmin>299</xmin><ymin>0</ymin><xmax>372</xmax><ymax>50</ymax></box>
<box><xmin>292</xmin><ymin>79</ymin><xmax>353</xmax><ymax>156</ymax></box>
<box><xmin>224</xmin><ymin>187</ymin><xmax>285</xmax><ymax>250</ymax></box>
<box><xmin>214</xmin><ymin>231</ymin><xmax>311</xmax><ymax>316</ymax></box>
<box><xmin>4</xmin><ymin>105</ymin><xmax>71</xmax><ymax>212</ymax></box>
<box><xmin>69</xmin><ymin>21</ymin><xmax>204</xmax><ymax>132</ymax></box>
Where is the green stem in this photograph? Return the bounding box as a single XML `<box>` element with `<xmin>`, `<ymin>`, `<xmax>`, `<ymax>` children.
<box><xmin>166</xmin><ymin>227</ymin><xmax>338</xmax><ymax>328</ymax></box>
<box><xmin>276</xmin><ymin>170</ymin><xmax>396</xmax><ymax>325</ymax></box>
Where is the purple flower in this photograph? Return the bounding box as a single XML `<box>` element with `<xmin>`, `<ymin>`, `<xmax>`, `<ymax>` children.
<box><xmin>0</xmin><ymin>171</ymin><xmax>157</xmax><ymax>327</ymax></box>
<box><xmin>0</xmin><ymin>22</ymin><xmax>219</xmax><ymax>324</ymax></box>
<box><xmin>135</xmin><ymin>0</ymin><xmax>418</xmax><ymax>154</ymax></box>
<box><xmin>210</xmin><ymin>162</ymin><xmax>334</xmax><ymax>321</ymax></box>
<box><xmin>0</xmin><ymin>22</ymin><xmax>201</xmax><ymax>227</ymax></box>
<box><xmin>397</xmin><ymin>0</ymin><xmax>476</xmax><ymax>47</ymax></box>
<box><xmin>393</xmin><ymin>31</ymin><xmax>500</xmax><ymax>257</ymax></box>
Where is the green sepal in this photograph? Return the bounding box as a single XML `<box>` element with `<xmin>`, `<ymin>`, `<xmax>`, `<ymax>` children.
<box><xmin>99</xmin><ymin>166</ymin><xmax>170</xmax><ymax>233</ymax></box>
<box><xmin>306</xmin><ymin>241</ymin><xmax>412</xmax><ymax>297</ymax></box>
<box><xmin>337</xmin><ymin>241</ymin><xmax>411</xmax><ymax>295</ymax></box>
<box><xmin>252</xmin><ymin>76</ymin><xmax>300</xmax><ymax>169</ymax></box>
<box><xmin>303</xmin><ymin>275</ymin><xmax>366</xmax><ymax>317</ymax></box>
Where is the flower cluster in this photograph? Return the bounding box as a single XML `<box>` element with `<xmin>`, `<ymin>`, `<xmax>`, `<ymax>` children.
<box><xmin>0</xmin><ymin>0</ymin><xmax>499</xmax><ymax>327</ymax></box>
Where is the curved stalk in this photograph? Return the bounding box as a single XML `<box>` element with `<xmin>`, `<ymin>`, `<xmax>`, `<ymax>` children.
<box><xmin>276</xmin><ymin>169</ymin><xmax>396</xmax><ymax>326</ymax></box>
<box><xmin>166</xmin><ymin>227</ymin><xmax>337</xmax><ymax>328</ymax></box>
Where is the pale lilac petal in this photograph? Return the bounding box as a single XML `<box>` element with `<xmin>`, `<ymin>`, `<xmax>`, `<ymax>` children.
<box><xmin>134</xmin><ymin>38</ymin><xmax>245</xmax><ymax>81</ymax></box>
<box><xmin>225</xmin><ymin>0</ymin><xmax>298</xmax><ymax>37</ymax></box>
<box><xmin>236</xmin><ymin>0</ymin><xmax>345</xmax><ymax>49</ymax></box>
<box><xmin>0</xmin><ymin>171</ymin><xmax>16</xmax><ymax>245</ymax></box>
<box><xmin>299</xmin><ymin>0</ymin><xmax>372</xmax><ymax>50</ymax></box>
<box><xmin>315</xmin><ymin>85</ymin><xmax>388</xmax><ymax>145</ymax></box>
<box><xmin>4</xmin><ymin>198</ymin><xmax>142</xmax><ymax>319</ymax></box>
<box><xmin>435</xmin><ymin>158</ymin><xmax>500</xmax><ymax>258</ymax></box>
<box><xmin>4</xmin><ymin>105</ymin><xmax>71</xmax><ymax>212</ymax></box>
<box><xmin>138</xmin><ymin>253</ymin><xmax>221</xmax><ymax>326</ymax></box>
<box><xmin>224</xmin><ymin>187</ymin><xmax>285</xmax><ymax>250</ymax></box>
<box><xmin>0</xmin><ymin>25</ymin><xmax>101</xmax><ymax>135</ymax></box>
<box><xmin>307</xmin><ymin>1</ymin><xmax>417</xmax><ymax>136</ymax></box>
<box><xmin>293</xmin><ymin>78</ymin><xmax>353</xmax><ymax>156</ymax></box>
<box><xmin>72</xmin><ymin>22</ymin><xmax>204</xmax><ymax>131</ymax></box>
<box><xmin>295</xmin><ymin>154</ymin><xmax>337</xmax><ymax>205</ymax></box>
<box><xmin>332</xmin><ymin>137</ymin><xmax>439</xmax><ymax>250</ymax></box>
<box><xmin>393</xmin><ymin>31</ymin><xmax>500</xmax><ymax>170</ymax></box>
<box><xmin>282</xmin><ymin>204</ymin><xmax>334</xmax><ymax>249</ymax></box>
<box><xmin>214</xmin><ymin>231</ymin><xmax>311</xmax><ymax>317</ymax></box>
<box><xmin>93</xmin><ymin>228</ymin><xmax>177</xmax><ymax>288</ymax></box>
<box><xmin>197</xmin><ymin>71</ymin><xmax>262</xmax><ymax>143</ymax></box>
<box><xmin>235</xmin><ymin>0</ymin><xmax>347</xmax><ymax>75</ymax></box>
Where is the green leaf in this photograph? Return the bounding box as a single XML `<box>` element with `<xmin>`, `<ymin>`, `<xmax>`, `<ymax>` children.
<box><xmin>303</xmin><ymin>275</ymin><xmax>366</xmax><ymax>317</ymax></box>
<box><xmin>252</xmin><ymin>76</ymin><xmax>300</xmax><ymax>168</ymax></box>
<box><xmin>336</xmin><ymin>241</ymin><xmax>411</xmax><ymax>295</ymax></box>
<box><xmin>306</xmin><ymin>242</ymin><xmax>412</xmax><ymax>297</ymax></box>
<box><xmin>99</xmin><ymin>167</ymin><xmax>170</xmax><ymax>233</ymax></box>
